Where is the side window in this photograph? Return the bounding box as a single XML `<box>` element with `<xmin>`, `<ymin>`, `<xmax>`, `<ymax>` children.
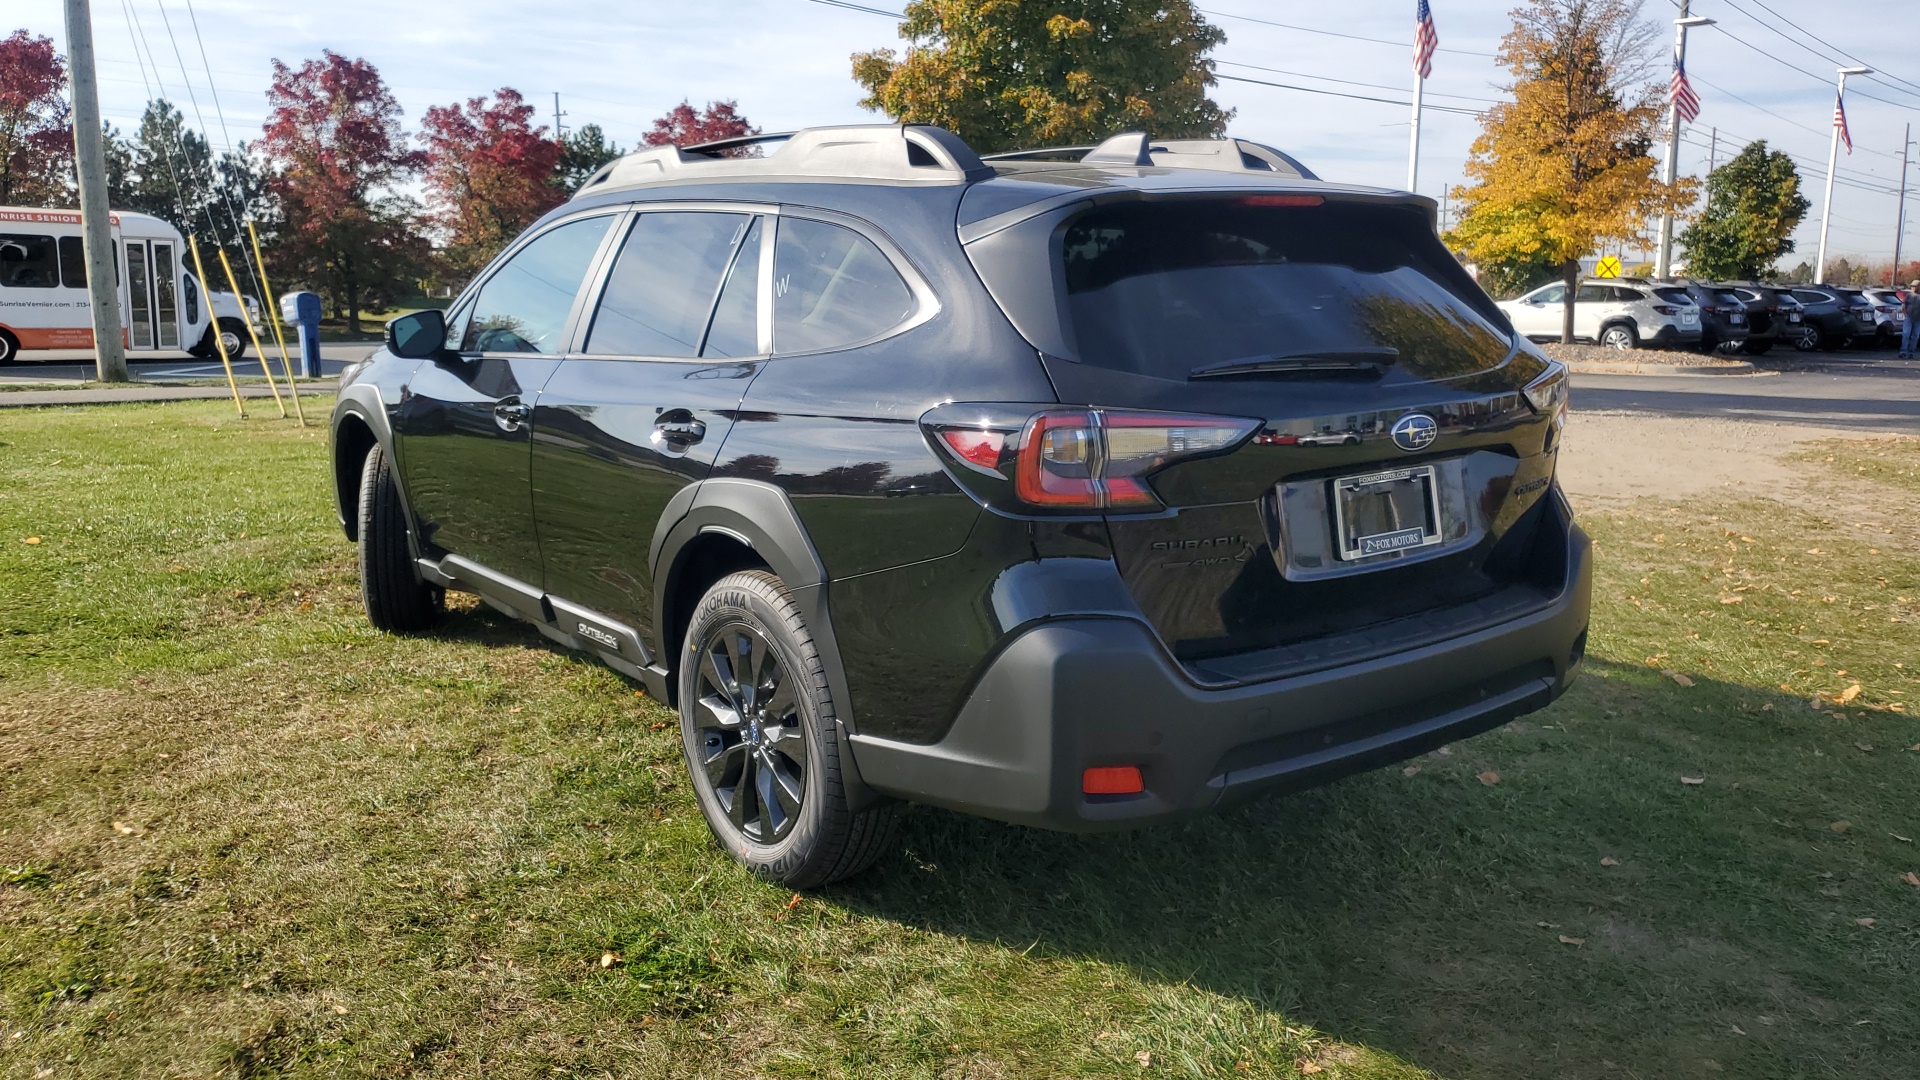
<box><xmin>461</xmin><ymin>215</ymin><xmax>613</xmax><ymax>354</ymax></box>
<box><xmin>1533</xmin><ymin>285</ymin><xmax>1565</xmax><ymax>305</ymax></box>
<box><xmin>183</xmin><ymin>272</ymin><xmax>200</xmax><ymax>324</ymax></box>
<box><xmin>58</xmin><ymin>236</ymin><xmax>87</xmax><ymax>289</ymax></box>
<box><xmin>586</xmin><ymin>211</ymin><xmax>747</xmax><ymax>357</ymax></box>
<box><xmin>1612</xmin><ymin>287</ymin><xmax>1643</xmax><ymax>302</ymax></box>
<box><xmin>703</xmin><ymin>217</ymin><xmax>763</xmax><ymax>358</ymax></box>
<box><xmin>773</xmin><ymin>217</ymin><xmax>914</xmax><ymax>354</ymax></box>
<box><xmin>1575</xmin><ymin>285</ymin><xmax>1608</xmax><ymax>303</ymax></box>
<box><xmin>0</xmin><ymin>234</ymin><xmax>59</xmax><ymax>288</ymax></box>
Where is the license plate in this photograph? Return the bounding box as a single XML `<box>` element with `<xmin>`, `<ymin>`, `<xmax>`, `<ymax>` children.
<box><xmin>1789</xmin><ymin>313</ymin><xmax>1802</xmax><ymax>323</ymax></box>
<box><xmin>1331</xmin><ymin>465</ymin><xmax>1443</xmax><ymax>561</ymax></box>
<box><xmin>1729</xmin><ymin>313</ymin><xmax>1746</xmax><ymax>324</ymax></box>
<box><xmin>1861</xmin><ymin>312</ymin><xmax>1875</xmax><ymax>323</ymax></box>
<box><xmin>1682</xmin><ymin>310</ymin><xmax>1699</xmax><ymax>324</ymax></box>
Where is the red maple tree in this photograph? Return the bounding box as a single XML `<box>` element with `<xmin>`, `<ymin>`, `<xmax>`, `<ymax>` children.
<box><xmin>643</xmin><ymin>100</ymin><xmax>760</xmax><ymax>154</ymax></box>
<box><xmin>0</xmin><ymin>30</ymin><xmax>74</xmax><ymax>206</ymax></box>
<box><xmin>420</xmin><ymin>88</ymin><xmax>564</xmax><ymax>277</ymax></box>
<box><xmin>258</xmin><ymin>51</ymin><xmax>429</xmax><ymax>332</ymax></box>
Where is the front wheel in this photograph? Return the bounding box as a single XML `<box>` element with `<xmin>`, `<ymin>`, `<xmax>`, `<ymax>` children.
<box><xmin>679</xmin><ymin>570</ymin><xmax>900</xmax><ymax>888</ymax></box>
<box><xmin>357</xmin><ymin>444</ymin><xmax>442</xmax><ymax>633</ymax></box>
<box><xmin>1599</xmin><ymin>324</ymin><xmax>1636</xmax><ymax>350</ymax></box>
<box><xmin>1792</xmin><ymin>326</ymin><xmax>1820</xmax><ymax>352</ymax></box>
<box><xmin>0</xmin><ymin>328</ymin><xmax>18</xmax><ymax>365</ymax></box>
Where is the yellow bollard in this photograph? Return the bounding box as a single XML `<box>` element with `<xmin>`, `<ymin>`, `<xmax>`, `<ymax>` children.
<box><xmin>216</xmin><ymin>245</ymin><xmax>288</xmax><ymax>419</ymax></box>
<box><xmin>246</xmin><ymin>220</ymin><xmax>306</xmax><ymax>427</ymax></box>
<box><xmin>189</xmin><ymin>235</ymin><xmax>246</xmax><ymax>418</ymax></box>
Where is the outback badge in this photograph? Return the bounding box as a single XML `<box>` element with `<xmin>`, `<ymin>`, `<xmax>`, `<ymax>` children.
<box><xmin>1390</xmin><ymin>413</ymin><xmax>1438</xmax><ymax>452</ymax></box>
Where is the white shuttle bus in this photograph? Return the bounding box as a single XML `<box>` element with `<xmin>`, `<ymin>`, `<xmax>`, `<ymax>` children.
<box><xmin>0</xmin><ymin>206</ymin><xmax>260</xmax><ymax>364</ymax></box>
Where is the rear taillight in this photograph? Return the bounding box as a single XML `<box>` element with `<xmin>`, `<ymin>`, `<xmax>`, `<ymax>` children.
<box><xmin>1652</xmin><ymin>304</ymin><xmax>1678</xmax><ymax>315</ymax></box>
<box><xmin>924</xmin><ymin>405</ymin><xmax>1258</xmax><ymax>513</ymax></box>
<box><xmin>1523</xmin><ymin>361</ymin><xmax>1569</xmax><ymax>426</ymax></box>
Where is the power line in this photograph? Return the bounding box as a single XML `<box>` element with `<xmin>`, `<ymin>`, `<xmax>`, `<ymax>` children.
<box><xmin>800</xmin><ymin>0</ymin><xmax>902</xmax><ymax>16</ymax></box>
<box><xmin>1199</xmin><ymin>7</ymin><xmax>1496</xmax><ymax>58</ymax></box>
<box><xmin>1721</xmin><ymin>0</ymin><xmax>1920</xmax><ymax>101</ymax></box>
<box><xmin>1216</xmin><ymin>59</ymin><xmax>1501</xmax><ymax>106</ymax></box>
<box><xmin>1214</xmin><ymin>72</ymin><xmax>1483</xmax><ymax>115</ymax></box>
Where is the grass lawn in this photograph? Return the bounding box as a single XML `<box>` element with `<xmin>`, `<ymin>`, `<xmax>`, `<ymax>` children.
<box><xmin>1</xmin><ymin>402</ymin><xmax>1917</xmax><ymax>1078</ymax></box>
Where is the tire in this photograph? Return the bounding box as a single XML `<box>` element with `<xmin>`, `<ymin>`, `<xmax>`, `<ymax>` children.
<box><xmin>1740</xmin><ymin>338</ymin><xmax>1775</xmax><ymax>356</ymax></box>
<box><xmin>217</xmin><ymin>318</ymin><xmax>249</xmax><ymax>361</ymax></box>
<box><xmin>1599</xmin><ymin>324</ymin><xmax>1636</xmax><ymax>350</ymax></box>
<box><xmin>678</xmin><ymin>570</ymin><xmax>900</xmax><ymax>888</ymax></box>
<box><xmin>356</xmin><ymin>444</ymin><xmax>442</xmax><ymax>633</ymax></box>
<box><xmin>0</xmin><ymin>328</ymin><xmax>18</xmax><ymax>365</ymax></box>
<box><xmin>1792</xmin><ymin>325</ymin><xmax>1820</xmax><ymax>352</ymax></box>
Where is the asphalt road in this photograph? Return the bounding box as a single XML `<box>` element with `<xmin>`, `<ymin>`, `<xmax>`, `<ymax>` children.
<box><xmin>0</xmin><ymin>343</ymin><xmax>377</xmax><ymax>383</ymax></box>
<box><xmin>1571</xmin><ymin>364</ymin><xmax>1920</xmax><ymax>432</ymax></box>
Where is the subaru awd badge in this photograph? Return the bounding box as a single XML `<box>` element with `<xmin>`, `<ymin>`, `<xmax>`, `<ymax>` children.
<box><xmin>1390</xmin><ymin>413</ymin><xmax>1437</xmax><ymax>452</ymax></box>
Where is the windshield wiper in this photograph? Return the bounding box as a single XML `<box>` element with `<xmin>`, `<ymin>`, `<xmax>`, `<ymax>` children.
<box><xmin>1188</xmin><ymin>347</ymin><xmax>1399</xmax><ymax>379</ymax></box>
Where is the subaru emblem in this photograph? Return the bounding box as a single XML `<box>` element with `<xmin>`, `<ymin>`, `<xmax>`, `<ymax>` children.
<box><xmin>1390</xmin><ymin>413</ymin><xmax>1437</xmax><ymax>452</ymax></box>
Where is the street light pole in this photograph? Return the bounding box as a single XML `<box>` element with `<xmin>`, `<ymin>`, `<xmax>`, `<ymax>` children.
<box><xmin>1893</xmin><ymin>122</ymin><xmax>1910</xmax><ymax>285</ymax></box>
<box><xmin>1816</xmin><ymin>66</ymin><xmax>1873</xmax><ymax>285</ymax></box>
<box><xmin>1654</xmin><ymin>8</ymin><xmax>1714</xmax><ymax>279</ymax></box>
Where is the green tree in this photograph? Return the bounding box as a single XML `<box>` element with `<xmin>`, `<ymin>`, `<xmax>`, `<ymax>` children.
<box><xmin>851</xmin><ymin>0</ymin><xmax>1229</xmax><ymax>153</ymax></box>
<box><xmin>1677</xmin><ymin>141</ymin><xmax>1806</xmax><ymax>279</ymax></box>
<box><xmin>1446</xmin><ymin>0</ymin><xmax>1688</xmax><ymax>342</ymax></box>
<box><xmin>124</xmin><ymin>100</ymin><xmax>274</xmax><ymax>285</ymax></box>
<box><xmin>557</xmin><ymin>122</ymin><xmax>622</xmax><ymax>191</ymax></box>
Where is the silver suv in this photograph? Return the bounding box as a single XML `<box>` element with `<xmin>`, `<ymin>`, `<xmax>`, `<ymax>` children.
<box><xmin>1498</xmin><ymin>280</ymin><xmax>1702</xmax><ymax>349</ymax></box>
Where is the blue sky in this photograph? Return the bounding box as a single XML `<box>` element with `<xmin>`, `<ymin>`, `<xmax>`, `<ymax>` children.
<box><xmin>14</xmin><ymin>0</ymin><xmax>1920</xmax><ymax>262</ymax></box>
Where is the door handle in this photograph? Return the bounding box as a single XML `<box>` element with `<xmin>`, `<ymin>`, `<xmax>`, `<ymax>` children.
<box><xmin>493</xmin><ymin>397</ymin><xmax>533</xmax><ymax>432</ymax></box>
<box><xmin>653</xmin><ymin>411</ymin><xmax>706</xmax><ymax>450</ymax></box>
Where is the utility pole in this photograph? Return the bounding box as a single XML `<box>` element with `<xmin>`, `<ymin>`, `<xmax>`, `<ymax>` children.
<box><xmin>553</xmin><ymin>92</ymin><xmax>568</xmax><ymax>143</ymax></box>
<box><xmin>62</xmin><ymin>0</ymin><xmax>128</xmax><ymax>383</ymax></box>
<box><xmin>1654</xmin><ymin>5</ymin><xmax>1714</xmax><ymax>280</ymax></box>
<box><xmin>1708</xmin><ymin>126</ymin><xmax>1718</xmax><ymax>172</ymax></box>
<box><xmin>1816</xmin><ymin>65</ymin><xmax>1873</xmax><ymax>285</ymax></box>
<box><xmin>1893</xmin><ymin>123</ymin><xmax>1911</xmax><ymax>285</ymax></box>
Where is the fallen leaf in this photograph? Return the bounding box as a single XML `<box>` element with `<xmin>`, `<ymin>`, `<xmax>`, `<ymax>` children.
<box><xmin>21</xmin><ymin>537</ymin><xmax>40</xmax><ymax>545</ymax></box>
<box><xmin>599</xmin><ymin>951</ymin><xmax>621</xmax><ymax>968</ymax></box>
<box><xmin>1663</xmin><ymin>670</ymin><xmax>1694</xmax><ymax>687</ymax></box>
<box><xmin>1299</xmin><ymin>1063</ymin><xmax>1323</xmax><ymax>1075</ymax></box>
<box><xmin>785</xmin><ymin>892</ymin><xmax>803</xmax><ymax>911</ymax></box>
<box><xmin>110</xmin><ymin>820</ymin><xmax>143</xmax><ymax>836</ymax></box>
<box><xmin>1856</xmin><ymin>743</ymin><xmax>1874</xmax><ymax>753</ymax></box>
<box><xmin>1901</xmin><ymin>872</ymin><xmax>1920</xmax><ymax>887</ymax></box>
<box><xmin>1477</xmin><ymin>771</ymin><xmax>1500</xmax><ymax>786</ymax></box>
<box><xmin>1401</xmin><ymin>764</ymin><xmax>1420</xmax><ymax>778</ymax></box>
<box><xmin>332</xmin><ymin>1004</ymin><xmax>349</xmax><ymax>1014</ymax></box>
<box><xmin>1436</xmin><ymin>745</ymin><xmax>1452</xmax><ymax>756</ymax></box>
<box><xmin>1558</xmin><ymin>934</ymin><xmax>1585</xmax><ymax>946</ymax></box>
<box><xmin>1731</xmin><ymin>1025</ymin><xmax>1747</xmax><ymax>1036</ymax></box>
<box><xmin>1600</xmin><ymin>856</ymin><xmax>1620</xmax><ymax>867</ymax></box>
<box><xmin>1681</xmin><ymin>776</ymin><xmax>1706</xmax><ymax>785</ymax></box>
<box><xmin>1135</xmin><ymin>1049</ymin><xmax>1152</xmax><ymax>1068</ymax></box>
<box><xmin>1094</xmin><ymin>1031</ymin><xmax>1120</xmax><ymax>1041</ymax></box>
<box><xmin>1718</xmin><ymin>595</ymin><xmax>1744</xmax><ymax>604</ymax></box>
<box><xmin>1835</xmin><ymin>683</ymin><xmax>1862</xmax><ymax>705</ymax></box>
<box><xmin>1807</xmin><ymin>548</ymin><xmax>1823</xmax><ymax>555</ymax></box>
<box><xmin>1831</xmin><ymin>821</ymin><xmax>1851</xmax><ymax>833</ymax></box>
<box><xmin>1855</xmin><ymin>917</ymin><xmax>1876</xmax><ymax>928</ymax></box>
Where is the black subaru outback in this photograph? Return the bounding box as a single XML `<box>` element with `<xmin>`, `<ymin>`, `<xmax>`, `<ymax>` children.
<box><xmin>331</xmin><ymin>125</ymin><xmax>1590</xmax><ymax>887</ymax></box>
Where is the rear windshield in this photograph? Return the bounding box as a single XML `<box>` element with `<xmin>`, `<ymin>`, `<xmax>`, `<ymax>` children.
<box><xmin>1058</xmin><ymin>200</ymin><xmax>1511</xmax><ymax>381</ymax></box>
<box><xmin>1654</xmin><ymin>287</ymin><xmax>1693</xmax><ymax>304</ymax></box>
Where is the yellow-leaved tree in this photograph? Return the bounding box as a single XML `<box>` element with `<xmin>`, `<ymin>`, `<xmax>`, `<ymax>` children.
<box><xmin>1448</xmin><ymin>0</ymin><xmax>1693</xmax><ymax>341</ymax></box>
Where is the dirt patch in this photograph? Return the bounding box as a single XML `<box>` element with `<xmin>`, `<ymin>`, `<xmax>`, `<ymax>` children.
<box><xmin>1542</xmin><ymin>342</ymin><xmax>1746</xmax><ymax>367</ymax></box>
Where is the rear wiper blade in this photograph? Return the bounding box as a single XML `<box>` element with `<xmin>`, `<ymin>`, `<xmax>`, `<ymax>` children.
<box><xmin>1189</xmin><ymin>348</ymin><xmax>1399</xmax><ymax>379</ymax></box>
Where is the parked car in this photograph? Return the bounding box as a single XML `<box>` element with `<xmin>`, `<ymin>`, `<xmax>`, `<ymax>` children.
<box><xmin>330</xmin><ymin>125</ymin><xmax>1590</xmax><ymax>886</ymax></box>
<box><xmin>1862</xmin><ymin>287</ymin><xmax>1904</xmax><ymax>345</ymax></box>
<box><xmin>1722</xmin><ymin>283</ymin><xmax>1807</xmax><ymax>354</ymax></box>
<box><xmin>1644</xmin><ymin>279</ymin><xmax>1751</xmax><ymax>352</ymax></box>
<box><xmin>1496</xmin><ymin>279</ymin><xmax>1701</xmax><ymax>348</ymax></box>
<box><xmin>1786</xmin><ymin>286</ymin><xmax>1871</xmax><ymax>350</ymax></box>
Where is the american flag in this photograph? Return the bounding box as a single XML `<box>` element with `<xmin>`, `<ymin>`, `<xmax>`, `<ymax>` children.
<box><xmin>1834</xmin><ymin>92</ymin><xmax>1853</xmax><ymax>153</ymax></box>
<box><xmin>1669</xmin><ymin>59</ymin><xmax>1700</xmax><ymax>124</ymax></box>
<box><xmin>1413</xmin><ymin>0</ymin><xmax>1439</xmax><ymax>80</ymax></box>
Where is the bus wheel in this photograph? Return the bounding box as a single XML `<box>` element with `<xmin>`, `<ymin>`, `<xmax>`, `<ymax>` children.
<box><xmin>0</xmin><ymin>328</ymin><xmax>18</xmax><ymax>365</ymax></box>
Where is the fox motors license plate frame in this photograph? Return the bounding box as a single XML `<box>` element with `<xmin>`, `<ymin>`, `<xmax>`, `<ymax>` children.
<box><xmin>1330</xmin><ymin>464</ymin><xmax>1444</xmax><ymax>561</ymax></box>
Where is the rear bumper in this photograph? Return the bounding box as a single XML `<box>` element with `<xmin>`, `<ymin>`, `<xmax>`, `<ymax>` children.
<box><xmin>849</xmin><ymin>506</ymin><xmax>1593</xmax><ymax>832</ymax></box>
<box><xmin>1647</xmin><ymin>324</ymin><xmax>1702</xmax><ymax>346</ymax></box>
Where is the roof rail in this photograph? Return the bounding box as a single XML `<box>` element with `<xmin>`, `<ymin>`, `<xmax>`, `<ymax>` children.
<box><xmin>979</xmin><ymin>145</ymin><xmax>1098</xmax><ymax>162</ymax></box>
<box><xmin>571</xmin><ymin>124</ymin><xmax>993</xmax><ymax>198</ymax></box>
<box><xmin>1079</xmin><ymin>132</ymin><xmax>1319</xmax><ymax>180</ymax></box>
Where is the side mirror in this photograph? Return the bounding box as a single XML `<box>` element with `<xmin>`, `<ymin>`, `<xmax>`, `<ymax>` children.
<box><xmin>387</xmin><ymin>309</ymin><xmax>448</xmax><ymax>359</ymax></box>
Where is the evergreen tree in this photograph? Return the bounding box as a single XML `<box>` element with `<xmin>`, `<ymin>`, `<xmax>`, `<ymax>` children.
<box><xmin>1678</xmin><ymin>141</ymin><xmax>1807</xmax><ymax>280</ymax></box>
<box><xmin>557</xmin><ymin>123</ymin><xmax>622</xmax><ymax>191</ymax></box>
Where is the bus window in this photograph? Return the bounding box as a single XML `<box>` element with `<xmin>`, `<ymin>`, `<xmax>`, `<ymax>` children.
<box><xmin>58</xmin><ymin>236</ymin><xmax>86</xmax><ymax>289</ymax></box>
<box><xmin>0</xmin><ymin>234</ymin><xmax>59</xmax><ymax>288</ymax></box>
<box><xmin>183</xmin><ymin>272</ymin><xmax>200</xmax><ymax>325</ymax></box>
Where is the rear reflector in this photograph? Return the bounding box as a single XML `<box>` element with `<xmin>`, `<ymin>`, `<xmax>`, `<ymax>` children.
<box><xmin>1083</xmin><ymin>766</ymin><xmax>1144</xmax><ymax>795</ymax></box>
<box><xmin>1241</xmin><ymin>194</ymin><xmax>1324</xmax><ymax>207</ymax></box>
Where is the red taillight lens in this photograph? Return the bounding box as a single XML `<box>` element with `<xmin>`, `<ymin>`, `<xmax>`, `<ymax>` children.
<box><xmin>1012</xmin><ymin>410</ymin><xmax>1257</xmax><ymax>510</ymax></box>
<box><xmin>1241</xmin><ymin>194</ymin><xmax>1324</xmax><ymax>207</ymax></box>
<box><xmin>1652</xmin><ymin>304</ymin><xmax>1677</xmax><ymax>315</ymax></box>
<box><xmin>1083</xmin><ymin>766</ymin><xmax>1144</xmax><ymax>795</ymax></box>
<box><xmin>937</xmin><ymin>428</ymin><xmax>1007</xmax><ymax>473</ymax></box>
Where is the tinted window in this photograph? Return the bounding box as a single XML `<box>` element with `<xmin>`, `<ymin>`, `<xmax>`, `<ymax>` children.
<box><xmin>587</xmin><ymin>212</ymin><xmax>748</xmax><ymax>357</ymax></box>
<box><xmin>1655</xmin><ymin>287</ymin><xmax>1693</xmax><ymax>304</ymax></box>
<box><xmin>1061</xmin><ymin>200</ymin><xmax>1512</xmax><ymax>380</ymax></box>
<box><xmin>461</xmin><ymin>215</ymin><xmax>613</xmax><ymax>353</ymax></box>
<box><xmin>58</xmin><ymin>235</ymin><xmax>87</xmax><ymax>289</ymax></box>
<box><xmin>183</xmin><ymin>272</ymin><xmax>199</xmax><ymax>324</ymax></box>
<box><xmin>0</xmin><ymin>233</ymin><xmax>59</xmax><ymax>288</ymax></box>
<box><xmin>1575</xmin><ymin>285</ymin><xmax>1610</xmax><ymax>303</ymax></box>
<box><xmin>1533</xmin><ymin>284</ymin><xmax>1566</xmax><ymax>305</ymax></box>
<box><xmin>1612</xmin><ymin>287</ymin><xmax>1645</xmax><ymax>302</ymax></box>
<box><xmin>703</xmin><ymin>217</ymin><xmax>762</xmax><ymax>358</ymax></box>
<box><xmin>773</xmin><ymin>217</ymin><xmax>913</xmax><ymax>354</ymax></box>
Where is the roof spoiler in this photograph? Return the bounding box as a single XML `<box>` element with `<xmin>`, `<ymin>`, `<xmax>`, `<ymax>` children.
<box><xmin>1080</xmin><ymin>132</ymin><xmax>1318</xmax><ymax>180</ymax></box>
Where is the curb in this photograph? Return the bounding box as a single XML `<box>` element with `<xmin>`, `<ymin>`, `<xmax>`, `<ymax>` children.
<box><xmin>0</xmin><ymin>384</ymin><xmax>334</xmax><ymax>408</ymax></box>
<box><xmin>1564</xmin><ymin>360</ymin><xmax>1758</xmax><ymax>376</ymax></box>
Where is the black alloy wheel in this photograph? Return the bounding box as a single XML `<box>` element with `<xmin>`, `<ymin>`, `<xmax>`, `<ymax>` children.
<box><xmin>690</xmin><ymin>618</ymin><xmax>808</xmax><ymax>844</ymax></box>
<box><xmin>677</xmin><ymin>570</ymin><xmax>901</xmax><ymax>888</ymax></box>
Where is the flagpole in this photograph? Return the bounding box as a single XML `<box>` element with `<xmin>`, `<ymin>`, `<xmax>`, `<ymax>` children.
<box><xmin>1407</xmin><ymin>75</ymin><xmax>1424</xmax><ymax>193</ymax></box>
<box><xmin>1817</xmin><ymin>66</ymin><xmax>1872</xmax><ymax>285</ymax></box>
<box><xmin>1654</xmin><ymin>6</ymin><xmax>1712</xmax><ymax>278</ymax></box>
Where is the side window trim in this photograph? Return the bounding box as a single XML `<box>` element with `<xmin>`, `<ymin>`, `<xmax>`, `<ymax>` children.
<box><xmin>692</xmin><ymin>214</ymin><xmax>763</xmax><ymax>357</ymax></box>
<box><xmin>768</xmin><ymin>205</ymin><xmax>940</xmax><ymax>358</ymax></box>
<box><xmin>460</xmin><ymin>209</ymin><xmax>627</xmax><ymax>358</ymax></box>
<box><xmin>556</xmin><ymin>209</ymin><xmax>636</xmax><ymax>356</ymax></box>
<box><xmin>567</xmin><ymin>202</ymin><xmax>779</xmax><ymax>362</ymax></box>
